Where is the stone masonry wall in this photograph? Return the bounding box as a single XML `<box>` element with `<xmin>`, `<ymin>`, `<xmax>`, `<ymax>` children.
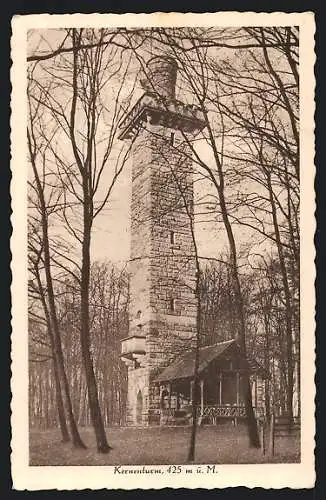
<box><xmin>128</xmin><ymin>124</ymin><xmax>197</xmax><ymax>424</ymax></box>
<box><xmin>129</xmin><ymin>132</ymin><xmax>152</xmax><ymax>338</ymax></box>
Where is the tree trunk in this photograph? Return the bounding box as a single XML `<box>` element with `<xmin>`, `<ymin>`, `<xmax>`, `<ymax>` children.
<box><xmin>80</xmin><ymin>211</ymin><xmax>111</xmax><ymax>453</ymax></box>
<box><xmin>202</xmin><ymin>112</ymin><xmax>260</xmax><ymax>447</ymax></box>
<box><xmin>220</xmin><ymin>195</ymin><xmax>260</xmax><ymax>447</ymax></box>
<box><xmin>28</xmin><ymin>133</ymin><xmax>86</xmax><ymax>448</ymax></box>
<box><xmin>168</xmin><ymin>155</ymin><xmax>202</xmax><ymax>461</ymax></box>
<box><xmin>266</xmin><ymin>171</ymin><xmax>294</xmax><ymax>422</ymax></box>
<box><xmin>34</xmin><ymin>266</ymin><xmax>70</xmax><ymax>442</ymax></box>
<box><xmin>261</xmin><ymin>290</ymin><xmax>272</xmax><ymax>423</ymax></box>
<box><xmin>52</xmin><ymin>354</ymin><xmax>70</xmax><ymax>441</ymax></box>
<box><xmin>188</xmin><ymin>274</ymin><xmax>201</xmax><ymax>461</ymax></box>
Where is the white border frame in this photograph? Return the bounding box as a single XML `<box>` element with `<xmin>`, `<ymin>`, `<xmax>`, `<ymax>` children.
<box><xmin>11</xmin><ymin>12</ymin><xmax>316</xmax><ymax>490</ymax></box>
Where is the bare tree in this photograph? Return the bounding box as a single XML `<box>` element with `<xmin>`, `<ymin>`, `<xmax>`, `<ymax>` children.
<box><xmin>27</xmin><ymin>104</ymin><xmax>86</xmax><ymax>448</ymax></box>
<box><xmin>28</xmin><ymin>240</ymin><xmax>70</xmax><ymax>442</ymax></box>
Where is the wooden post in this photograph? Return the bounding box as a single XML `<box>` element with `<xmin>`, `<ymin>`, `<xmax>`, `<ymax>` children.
<box><xmin>251</xmin><ymin>377</ymin><xmax>255</xmax><ymax>407</ymax></box>
<box><xmin>159</xmin><ymin>386</ymin><xmax>163</xmax><ymax>409</ymax></box>
<box><xmin>269</xmin><ymin>413</ymin><xmax>275</xmax><ymax>456</ymax></box>
<box><xmin>235</xmin><ymin>372</ymin><xmax>240</xmax><ymax>426</ymax></box>
<box><xmin>168</xmin><ymin>383</ymin><xmax>172</xmax><ymax>409</ymax></box>
<box><xmin>260</xmin><ymin>420</ymin><xmax>265</xmax><ymax>455</ymax></box>
<box><xmin>255</xmin><ymin>375</ymin><xmax>258</xmax><ymax>408</ymax></box>
<box><xmin>219</xmin><ymin>373</ymin><xmax>222</xmax><ymax>405</ymax></box>
<box><xmin>190</xmin><ymin>380</ymin><xmax>194</xmax><ymax>404</ymax></box>
<box><xmin>236</xmin><ymin>372</ymin><xmax>240</xmax><ymax>405</ymax></box>
<box><xmin>198</xmin><ymin>379</ymin><xmax>204</xmax><ymax>426</ymax></box>
<box><xmin>159</xmin><ymin>385</ymin><xmax>165</xmax><ymax>426</ymax></box>
<box><xmin>190</xmin><ymin>380</ymin><xmax>195</xmax><ymax>425</ymax></box>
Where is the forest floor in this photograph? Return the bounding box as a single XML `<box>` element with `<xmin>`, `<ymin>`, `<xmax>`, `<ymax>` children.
<box><xmin>30</xmin><ymin>425</ymin><xmax>300</xmax><ymax>466</ymax></box>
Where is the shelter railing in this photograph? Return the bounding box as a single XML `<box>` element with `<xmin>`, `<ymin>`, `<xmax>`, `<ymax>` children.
<box><xmin>197</xmin><ymin>405</ymin><xmax>264</xmax><ymax>419</ymax></box>
<box><xmin>161</xmin><ymin>405</ymin><xmax>264</xmax><ymax>420</ymax></box>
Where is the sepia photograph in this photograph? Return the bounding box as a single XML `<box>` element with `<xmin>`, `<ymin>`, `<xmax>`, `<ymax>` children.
<box><xmin>11</xmin><ymin>12</ymin><xmax>315</xmax><ymax>490</ymax></box>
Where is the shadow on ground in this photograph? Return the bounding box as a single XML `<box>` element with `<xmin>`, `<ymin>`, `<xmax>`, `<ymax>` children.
<box><xmin>29</xmin><ymin>425</ymin><xmax>300</xmax><ymax>466</ymax></box>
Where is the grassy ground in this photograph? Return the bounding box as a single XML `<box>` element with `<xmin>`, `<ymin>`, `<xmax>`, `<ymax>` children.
<box><xmin>30</xmin><ymin>425</ymin><xmax>300</xmax><ymax>466</ymax></box>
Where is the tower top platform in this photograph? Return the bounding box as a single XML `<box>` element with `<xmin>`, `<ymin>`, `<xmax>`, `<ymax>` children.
<box><xmin>118</xmin><ymin>92</ymin><xmax>206</xmax><ymax>140</ymax></box>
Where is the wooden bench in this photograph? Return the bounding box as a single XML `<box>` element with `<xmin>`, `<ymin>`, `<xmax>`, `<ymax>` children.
<box><xmin>161</xmin><ymin>408</ymin><xmax>192</xmax><ymax>426</ymax></box>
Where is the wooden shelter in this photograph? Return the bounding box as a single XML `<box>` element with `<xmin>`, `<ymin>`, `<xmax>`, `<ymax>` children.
<box><xmin>154</xmin><ymin>339</ymin><xmax>267</xmax><ymax>425</ymax></box>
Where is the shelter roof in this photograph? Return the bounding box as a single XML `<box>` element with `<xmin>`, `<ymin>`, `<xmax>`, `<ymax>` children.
<box><xmin>154</xmin><ymin>339</ymin><xmax>267</xmax><ymax>383</ymax></box>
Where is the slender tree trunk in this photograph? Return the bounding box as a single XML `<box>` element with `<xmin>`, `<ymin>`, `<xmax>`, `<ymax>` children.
<box><xmin>263</xmin><ymin>323</ymin><xmax>271</xmax><ymax>424</ymax></box>
<box><xmin>34</xmin><ymin>266</ymin><xmax>69</xmax><ymax>442</ymax></box>
<box><xmin>166</xmin><ymin>154</ymin><xmax>202</xmax><ymax>461</ymax></box>
<box><xmin>219</xmin><ymin>191</ymin><xmax>260</xmax><ymax>447</ymax></box>
<box><xmin>296</xmin><ymin>333</ymin><xmax>301</xmax><ymax>418</ymax></box>
<box><xmin>80</xmin><ymin>210</ymin><xmax>111</xmax><ymax>453</ymax></box>
<box><xmin>260</xmin><ymin>287</ymin><xmax>272</xmax><ymax>423</ymax></box>
<box><xmin>52</xmin><ymin>354</ymin><xmax>70</xmax><ymax>441</ymax></box>
<box><xmin>28</xmin><ymin>131</ymin><xmax>86</xmax><ymax>448</ymax></box>
<box><xmin>47</xmin><ymin>286</ymin><xmax>86</xmax><ymax>448</ymax></box>
<box><xmin>201</xmin><ymin>112</ymin><xmax>260</xmax><ymax>447</ymax></box>
<box><xmin>266</xmin><ymin>171</ymin><xmax>294</xmax><ymax>422</ymax></box>
<box><xmin>188</xmin><ymin>269</ymin><xmax>202</xmax><ymax>461</ymax></box>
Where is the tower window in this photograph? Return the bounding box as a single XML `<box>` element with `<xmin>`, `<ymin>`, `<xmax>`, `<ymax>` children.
<box><xmin>152</xmin><ymin>328</ymin><xmax>159</xmax><ymax>337</ymax></box>
<box><xmin>170</xmin><ymin>231</ymin><xmax>176</xmax><ymax>246</ymax></box>
<box><xmin>170</xmin><ymin>298</ymin><xmax>176</xmax><ymax>312</ymax></box>
<box><xmin>170</xmin><ymin>132</ymin><xmax>175</xmax><ymax>146</ymax></box>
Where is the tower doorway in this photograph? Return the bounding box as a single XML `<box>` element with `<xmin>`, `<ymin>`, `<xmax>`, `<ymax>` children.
<box><xmin>136</xmin><ymin>390</ymin><xmax>143</xmax><ymax>425</ymax></box>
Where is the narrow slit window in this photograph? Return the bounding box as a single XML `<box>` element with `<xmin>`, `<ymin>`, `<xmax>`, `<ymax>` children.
<box><xmin>170</xmin><ymin>132</ymin><xmax>175</xmax><ymax>146</ymax></box>
<box><xmin>170</xmin><ymin>230</ymin><xmax>175</xmax><ymax>246</ymax></box>
<box><xmin>170</xmin><ymin>298</ymin><xmax>176</xmax><ymax>312</ymax></box>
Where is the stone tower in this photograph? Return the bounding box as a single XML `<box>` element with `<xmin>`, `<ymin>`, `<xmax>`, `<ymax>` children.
<box><xmin>119</xmin><ymin>56</ymin><xmax>205</xmax><ymax>425</ymax></box>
